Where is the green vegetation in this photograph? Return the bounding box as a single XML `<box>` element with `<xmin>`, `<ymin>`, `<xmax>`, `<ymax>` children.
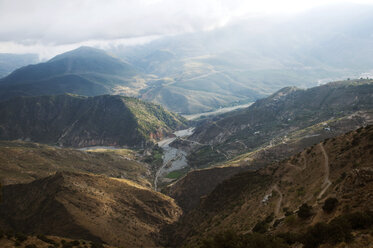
<box><xmin>143</xmin><ymin>146</ymin><xmax>163</xmax><ymax>167</ymax></box>
<box><xmin>187</xmin><ymin>145</ymin><xmax>227</xmax><ymax>169</ymax></box>
<box><xmin>165</xmin><ymin>168</ymin><xmax>189</xmax><ymax>180</ymax></box>
<box><xmin>0</xmin><ymin>94</ymin><xmax>187</xmax><ymax>148</ymax></box>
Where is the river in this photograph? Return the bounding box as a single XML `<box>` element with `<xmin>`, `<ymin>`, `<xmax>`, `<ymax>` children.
<box><xmin>154</xmin><ymin>127</ymin><xmax>195</xmax><ymax>191</ymax></box>
<box><xmin>182</xmin><ymin>102</ymin><xmax>253</xmax><ymax>120</ymax></box>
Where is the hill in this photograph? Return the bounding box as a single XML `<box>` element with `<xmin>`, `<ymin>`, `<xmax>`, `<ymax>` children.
<box><xmin>186</xmin><ymin>79</ymin><xmax>373</xmax><ymax>168</ymax></box>
<box><xmin>168</xmin><ymin>124</ymin><xmax>373</xmax><ymax>247</ymax></box>
<box><xmin>0</xmin><ymin>53</ymin><xmax>39</xmax><ymax>78</ymax></box>
<box><xmin>0</xmin><ymin>172</ymin><xmax>181</xmax><ymax>247</ymax></box>
<box><xmin>0</xmin><ymin>140</ymin><xmax>152</xmax><ymax>187</ymax></box>
<box><xmin>0</xmin><ymin>47</ymin><xmax>145</xmax><ymax>101</ymax></box>
<box><xmin>0</xmin><ymin>94</ymin><xmax>187</xmax><ymax>147</ymax></box>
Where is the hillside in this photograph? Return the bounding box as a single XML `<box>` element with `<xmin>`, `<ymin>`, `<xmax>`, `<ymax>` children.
<box><xmin>0</xmin><ymin>172</ymin><xmax>181</xmax><ymax>248</ymax></box>
<box><xmin>0</xmin><ymin>94</ymin><xmax>187</xmax><ymax>148</ymax></box>
<box><xmin>0</xmin><ymin>140</ymin><xmax>152</xmax><ymax>187</ymax></box>
<box><xmin>168</xmin><ymin>124</ymin><xmax>373</xmax><ymax>248</ymax></box>
<box><xmin>0</xmin><ymin>47</ymin><xmax>145</xmax><ymax>101</ymax></box>
<box><xmin>186</xmin><ymin>79</ymin><xmax>373</xmax><ymax>168</ymax></box>
<box><xmin>0</xmin><ymin>53</ymin><xmax>39</xmax><ymax>78</ymax></box>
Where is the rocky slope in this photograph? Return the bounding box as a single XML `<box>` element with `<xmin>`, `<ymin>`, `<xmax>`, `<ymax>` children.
<box><xmin>167</xmin><ymin>125</ymin><xmax>373</xmax><ymax>247</ymax></box>
<box><xmin>0</xmin><ymin>172</ymin><xmax>181</xmax><ymax>248</ymax></box>
<box><xmin>0</xmin><ymin>94</ymin><xmax>187</xmax><ymax>147</ymax></box>
<box><xmin>187</xmin><ymin>79</ymin><xmax>373</xmax><ymax>168</ymax></box>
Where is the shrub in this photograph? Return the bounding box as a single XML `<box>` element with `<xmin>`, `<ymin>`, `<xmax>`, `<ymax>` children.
<box><xmin>91</xmin><ymin>242</ymin><xmax>104</xmax><ymax>248</ymax></box>
<box><xmin>37</xmin><ymin>234</ymin><xmax>57</xmax><ymax>245</ymax></box>
<box><xmin>322</xmin><ymin>198</ymin><xmax>339</xmax><ymax>213</ymax></box>
<box><xmin>201</xmin><ymin>230</ymin><xmax>288</xmax><ymax>248</ymax></box>
<box><xmin>298</xmin><ymin>204</ymin><xmax>313</xmax><ymax>219</ymax></box>
<box><xmin>25</xmin><ymin>245</ymin><xmax>37</xmax><ymax>248</ymax></box>
<box><xmin>276</xmin><ymin>232</ymin><xmax>300</xmax><ymax>245</ymax></box>
<box><xmin>15</xmin><ymin>232</ymin><xmax>28</xmax><ymax>243</ymax></box>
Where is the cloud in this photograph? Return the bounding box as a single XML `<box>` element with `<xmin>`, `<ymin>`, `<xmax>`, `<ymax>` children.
<box><xmin>0</xmin><ymin>0</ymin><xmax>248</xmax><ymax>45</ymax></box>
<box><xmin>0</xmin><ymin>0</ymin><xmax>372</xmax><ymax>57</ymax></box>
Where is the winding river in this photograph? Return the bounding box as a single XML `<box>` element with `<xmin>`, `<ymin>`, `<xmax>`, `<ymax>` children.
<box><xmin>154</xmin><ymin>127</ymin><xmax>195</xmax><ymax>191</ymax></box>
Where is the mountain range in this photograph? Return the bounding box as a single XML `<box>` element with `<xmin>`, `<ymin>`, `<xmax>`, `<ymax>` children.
<box><xmin>0</xmin><ymin>47</ymin><xmax>144</xmax><ymax>102</ymax></box>
<box><xmin>184</xmin><ymin>79</ymin><xmax>373</xmax><ymax>169</ymax></box>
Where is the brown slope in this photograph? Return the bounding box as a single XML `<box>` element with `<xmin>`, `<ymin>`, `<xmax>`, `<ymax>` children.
<box><xmin>165</xmin><ymin>166</ymin><xmax>249</xmax><ymax>213</ymax></box>
<box><xmin>166</xmin><ymin>110</ymin><xmax>373</xmax><ymax>214</ymax></box>
<box><xmin>168</xmin><ymin>125</ymin><xmax>373</xmax><ymax>247</ymax></box>
<box><xmin>0</xmin><ymin>172</ymin><xmax>181</xmax><ymax>248</ymax></box>
<box><xmin>0</xmin><ymin>140</ymin><xmax>151</xmax><ymax>187</ymax></box>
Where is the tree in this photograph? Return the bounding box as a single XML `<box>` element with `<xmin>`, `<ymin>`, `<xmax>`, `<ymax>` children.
<box><xmin>322</xmin><ymin>198</ymin><xmax>338</xmax><ymax>213</ymax></box>
<box><xmin>298</xmin><ymin>204</ymin><xmax>313</xmax><ymax>219</ymax></box>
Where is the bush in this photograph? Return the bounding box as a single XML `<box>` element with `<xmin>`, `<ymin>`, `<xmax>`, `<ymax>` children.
<box><xmin>201</xmin><ymin>230</ymin><xmax>288</xmax><ymax>248</ymax></box>
<box><xmin>37</xmin><ymin>234</ymin><xmax>57</xmax><ymax>245</ymax></box>
<box><xmin>91</xmin><ymin>242</ymin><xmax>105</xmax><ymax>248</ymax></box>
<box><xmin>252</xmin><ymin>213</ymin><xmax>274</xmax><ymax>233</ymax></box>
<box><xmin>298</xmin><ymin>204</ymin><xmax>313</xmax><ymax>219</ymax></box>
<box><xmin>276</xmin><ymin>232</ymin><xmax>300</xmax><ymax>245</ymax></box>
<box><xmin>25</xmin><ymin>245</ymin><xmax>37</xmax><ymax>248</ymax></box>
<box><xmin>322</xmin><ymin>198</ymin><xmax>339</xmax><ymax>213</ymax></box>
<box><xmin>252</xmin><ymin>221</ymin><xmax>268</xmax><ymax>233</ymax></box>
<box><xmin>15</xmin><ymin>232</ymin><xmax>28</xmax><ymax>243</ymax></box>
<box><xmin>301</xmin><ymin>211</ymin><xmax>373</xmax><ymax>248</ymax></box>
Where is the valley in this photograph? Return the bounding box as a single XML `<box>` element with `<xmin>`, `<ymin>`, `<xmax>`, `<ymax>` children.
<box><xmin>0</xmin><ymin>78</ymin><xmax>372</xmax><ymax>248</ymax></box>
<box><xmin>1</xmin><ymin>4</ymin><xmax>373</xmax><ymax>246</ymax></box>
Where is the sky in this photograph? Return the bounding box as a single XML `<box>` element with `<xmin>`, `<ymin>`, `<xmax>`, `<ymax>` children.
<box><xmin>0</xmin><ymin>0</ymin><xmax>373</xmax><ymax>58</ymax></box>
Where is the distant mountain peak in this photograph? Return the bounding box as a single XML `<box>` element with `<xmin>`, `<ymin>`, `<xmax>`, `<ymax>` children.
<box><xmin>49</xmin><ymin>46</ymin><xmax>115</xmax><ymax>62</ymax></box>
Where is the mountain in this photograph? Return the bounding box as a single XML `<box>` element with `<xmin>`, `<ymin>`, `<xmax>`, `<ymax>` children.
<box><xmin>185</xmin><ymin>79</ymin><xmax>373</xmax><ymax>168</ymax></box>
<box><xmin>0</xmin><ymin>47</ymin><xmax>144</xmax><ymax>101</ymax></box>
<box><xmin>0</xmin><ymin>94</ymin><xmax>187</xmax><ymax>147</ymax></box>
<box><xmin>0</xmin><ymin>53</ymin><xmax>39</xmax><ymax>78</ymax></box>
<box><xmin>110</xmin><ymin>3</ymin><xmax>373</xmax><ymax>114</ymax></box>
<box><xmin>0</xmin><ymin>140</ymin><xmax>152</xmax><ymax>187</ymax></box>
<box><xmin>0</xmin><ymin>171</ymin><xmax>181</xmax><ymax>247</ymax></box>
<box><xmin>167</xmin><ymin>124</ymin><xmax>373</xmax><ymax>247</ymax></box>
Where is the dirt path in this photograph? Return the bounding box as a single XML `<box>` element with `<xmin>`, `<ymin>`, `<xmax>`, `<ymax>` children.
<box><xmin>272</xmin><ymin>184</ymin><xmax>283</xmax><ymax>218</ymax></box>
<box><xmin>317</xmin><ymin>143</ymin><xmax>331</xmax><ymax>199</ymax></box>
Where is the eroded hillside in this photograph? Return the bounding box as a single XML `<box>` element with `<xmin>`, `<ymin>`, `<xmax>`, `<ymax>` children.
<box><xmin>186</xmin><ymin>80</ymin><xmax>373</xmax><ymax>168</ymax></box>
<box><xmin>0</xmin><ymin>172</ymin><xmax>181</xmax><ymax>248</ymax></box>
<box><xmin>167</xmin><ymin>125</ymin><xmax>373</xmax><ymax>248</ymax></box>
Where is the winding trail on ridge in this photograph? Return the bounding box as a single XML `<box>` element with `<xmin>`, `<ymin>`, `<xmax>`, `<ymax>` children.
<box><xmin>272</xmin><ymin>184</ymin><xmax>283</xmax><ymax>218</ymax></box>
<box><xmin>317</xmin><ymin>143</ymin><xmax>331</xmax><ymax>199</ymax></box>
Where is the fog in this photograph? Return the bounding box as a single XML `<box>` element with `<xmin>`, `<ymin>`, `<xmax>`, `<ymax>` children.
<box><xmin>0</xmin><ymin>0</ymin><xmax>372</xmax><ymax>58</ymax></box>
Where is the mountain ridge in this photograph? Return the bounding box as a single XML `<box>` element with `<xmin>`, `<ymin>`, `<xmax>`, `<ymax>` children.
<box><xmin>0</xmin><ymin>94</ymin><xmax>187</xmax><ymax>148</ymax></box>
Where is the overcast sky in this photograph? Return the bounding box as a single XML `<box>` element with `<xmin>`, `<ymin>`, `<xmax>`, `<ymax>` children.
<box><xmin>1</xmin><ymin>0</ymin><xmax>373</xmax><ymax>58</ymax></box>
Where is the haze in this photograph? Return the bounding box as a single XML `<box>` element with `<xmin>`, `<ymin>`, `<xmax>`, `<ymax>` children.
<box><xmin>1</xmin><ymin>0</ymin><xmax>373</xmax><ymax>58</ymax></box>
